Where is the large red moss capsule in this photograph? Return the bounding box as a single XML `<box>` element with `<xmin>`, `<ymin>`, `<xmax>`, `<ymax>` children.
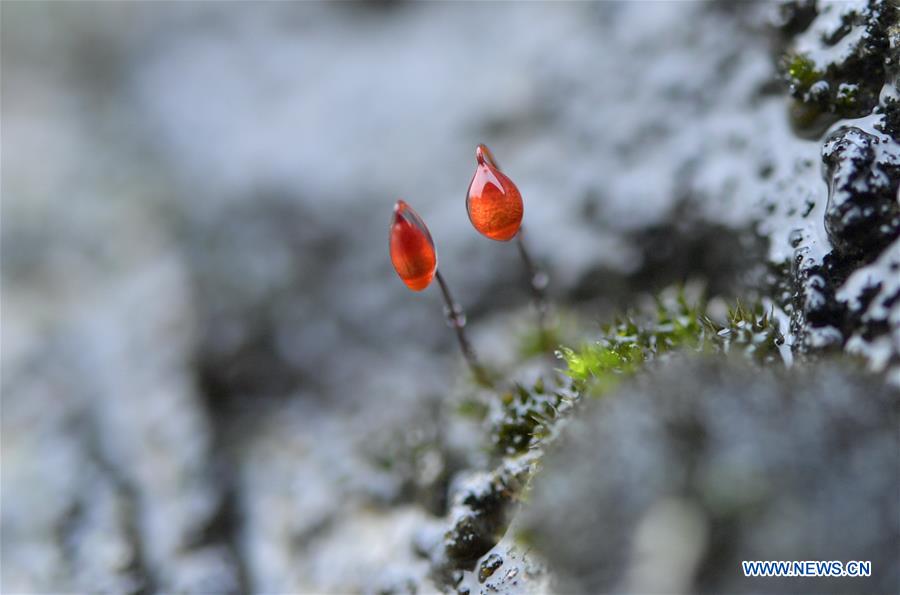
<box><xmin>466</xmin><ymin>144</ymin><xmax>524</xmax><ymax>241</ymax></box>
<box><xmin>389</xmin><ymin>200</ymin><xmax>437</xmax><ymax>291</ymax></box>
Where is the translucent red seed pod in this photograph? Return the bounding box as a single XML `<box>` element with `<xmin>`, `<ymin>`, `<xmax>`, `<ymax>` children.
<box><xmin>466</xmin><ymin>144</ymin><xmax>524</xmax><ymax>242</ymax></box>
<box><xmin>389</xmin><ymin>200</ymin><xmax>437</xmax><ymax>291</ymax></box>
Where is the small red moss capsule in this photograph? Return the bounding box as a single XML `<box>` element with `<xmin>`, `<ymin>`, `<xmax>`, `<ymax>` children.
<box><xmin>389</xmin><ymin>200</ymin><xmax>437</xmax><ymax>291</ymax></box>
<box><xmin>466</xmin><ymin>144</ymin><xmax>524</xmax><ymax>242</ymax></box>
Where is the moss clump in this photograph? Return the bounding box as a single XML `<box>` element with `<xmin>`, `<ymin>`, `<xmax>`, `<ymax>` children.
<box><xmin>784</xmin><ymin>53</ymin><xmax>822</xmax><ymax>96</ymax></box>
<box><xmin>450</xmin><ymin>293</ymin><xmax>783</xmax><ymax>583</ymax></box>
<box><xmin>492</xmin><ymin>379</ymin><xmax>570</xmax><ymax>455</ymax></box>
<box><xmin>834</xmin><ymin>83</ymin><xmax>860</xmax><ymax>113</ymax></box>
<box><xmin>559</xmin><ymin>292</ymin><xmax>783</xmax><ymax>396</ymax></box>
<box><xmin>488</xmin><ymin>291</ymin><xmax>782</xmax><ymax>455</ymax></box>
<box><xmin>780</xmin><ymin>0</ymin><xmax>898</xmax><ymax>134</ymax></box>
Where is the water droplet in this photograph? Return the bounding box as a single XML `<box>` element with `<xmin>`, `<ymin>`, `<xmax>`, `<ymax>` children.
<box><xmin>443</xmin><ymin>304</ymin><xmax>466</xmax><ymax>327</ymax></box>
<box><xmin>532</xmin><ymin>271</ymin><xmax>549</xmax><ymax>289</ymax></box>
<box><xmin>389</xmin><ymin>200</ymin><xmax>437</xmax><ymax>291</ymax></box>
<box><xmin>466</xmin><ymin>144</ymin><xmax>524</xmax><ymax>242</ymax></box>
<box><xmin>788</xmin><ymin>228</ymin><xmax>804</xmax><ymax>248</ymax></box>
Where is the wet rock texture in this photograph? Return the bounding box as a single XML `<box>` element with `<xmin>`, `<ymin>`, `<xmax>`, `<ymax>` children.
<box><xmin>3</xmin><ymin>0</ymin><xmax>899</xmax><ymax>593</ymax></box>
<box><xmin>822</xmin><ymin>125</ymin><xmax>899</xmax><ymax>257</ymax></box>
<box><xmin>522</xmin><ymin>358</ymin><xmax>900</xmax><ymax>594</ymax></box>
<box><xmin>425</xmin><ymin>454</ymin><xmax>535</xmax><ymax>586</ymax></box>
<box><xmin>773</xmin><ymin>0</ymin><xmax>900</xmax><ymax>379</ymax></box>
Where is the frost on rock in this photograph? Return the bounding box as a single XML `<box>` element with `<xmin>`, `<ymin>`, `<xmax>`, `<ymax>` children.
<box><xmin>838</xmin><ymin>236</ymin><xmax>900</xmax><ymax>380</ymax></box>
<box><xmin>767</xmin><ymin>0</ymin><xmax>900</xmax><ymax>380</ymax></box>
<box><xmin>822</xmin><ymin>121</ymin><xmax>900</xmax><ymax>257</ymax></box>
<box><xmin>423</xmin><ymin>452</ymin><xmax>537</xmax><ymax>589</ymax></box>
<box><xmin>455</xmin><ymin>533</ymin><xmax>551</xmax><ymax>595</ymax></box>
<box><xmin>782</xmin><ymin>0</ymin><xmax>895</xmax><ymax>130</ymax></box>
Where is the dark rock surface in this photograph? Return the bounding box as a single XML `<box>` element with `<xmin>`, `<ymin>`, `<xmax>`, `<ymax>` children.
<box><xmin>821</xmin><ymin>125</ymin><xmax>899</xmax><ymax>257</ymax></box>
<box><xmin>780</xmin><ymin>0</ymin><xmax>896</xmax><ymax>130</ymax></box>
<box><xmin>768</xmin><ymin>0</ymin><xmax>900</xmax><ymax>378</ymax></box>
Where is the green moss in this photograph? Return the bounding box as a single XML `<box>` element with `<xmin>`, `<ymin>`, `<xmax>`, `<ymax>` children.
<box><xmin>493</xmin><ymin>381</ymin><xmax>566</xmax><ymax>454</ymax></box>
<box><xmin>488</xmin><ymin>290</ymin><xmax>783</xmax><ymax>455</ymax></box>
<box><xmin>784</xmin><ymin>53</ymin><xmax>822</xmax><ymax>94</ymax></box>
<box><xmin>834</xmin><ymin>83</ymin><xmax>860</xmax><ymax>114</ymax></box>
<box><xmin>559</xmin><ymin>292</ymin><xmax>782</xmax><ymax>395</ymax></box>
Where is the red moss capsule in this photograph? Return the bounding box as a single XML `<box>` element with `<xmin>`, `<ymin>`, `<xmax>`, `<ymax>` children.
<box><xmin>466</xmin><ymin>144</ymin><xmax>524</xmax><ymax>241</ymax></box>
<box><xmin>389</xmin><ymin>200</ymin><xmax>437</xmax><ymax>291</ymax></box>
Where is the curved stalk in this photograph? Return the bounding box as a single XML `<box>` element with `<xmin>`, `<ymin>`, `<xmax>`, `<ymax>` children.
<box><xmin>435</xmin><ymin>269</ymin><xmax>493</xmax><ymax>387</ymax></box>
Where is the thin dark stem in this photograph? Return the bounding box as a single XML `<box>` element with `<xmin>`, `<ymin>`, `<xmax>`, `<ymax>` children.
<box><xmin>515</xmin><ymin>227</ymin><xmax>550</xmax><ymax>344</ymax></box>
<box><xmin>435</xmin><ymin>269</ymin><xmax>493</xmax><ymax>387</ymax></box>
